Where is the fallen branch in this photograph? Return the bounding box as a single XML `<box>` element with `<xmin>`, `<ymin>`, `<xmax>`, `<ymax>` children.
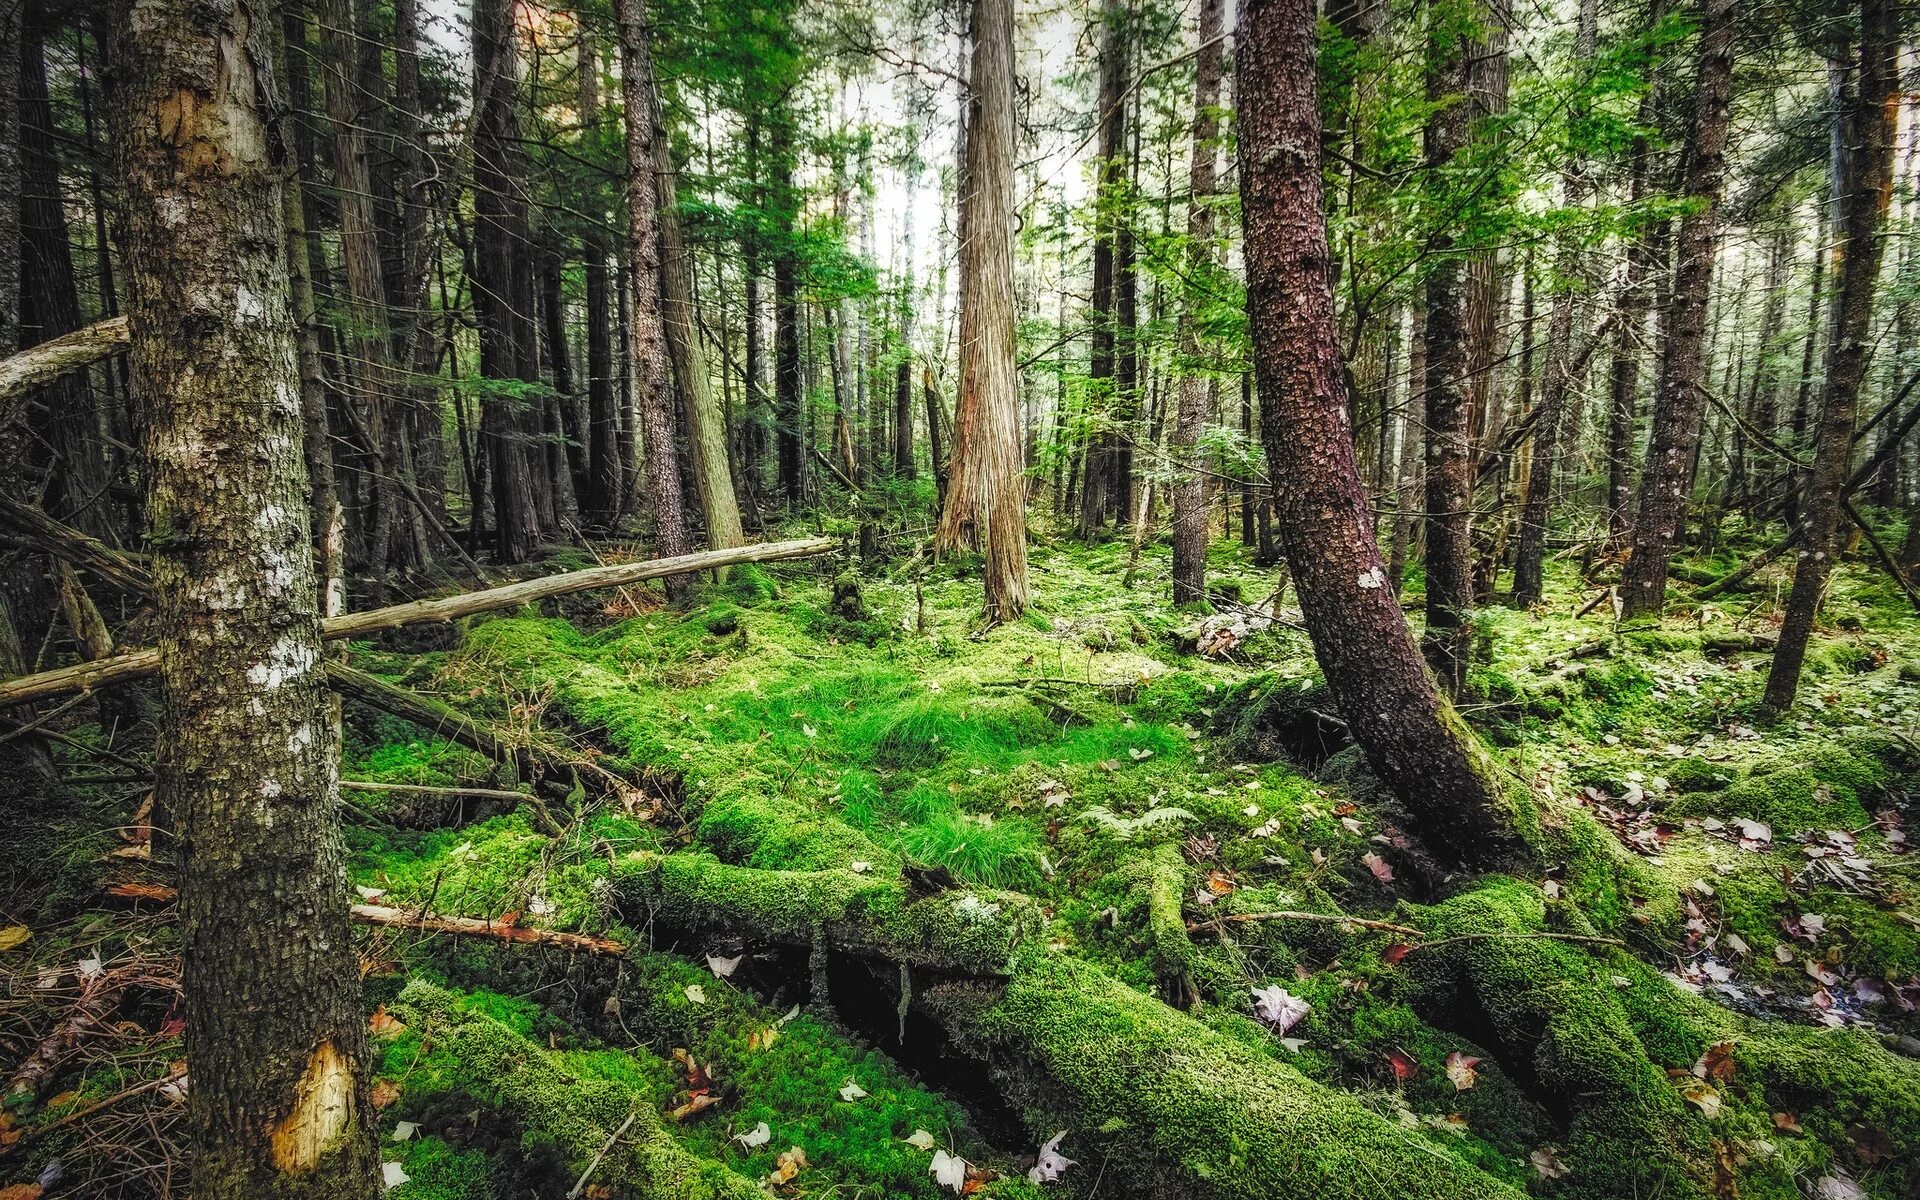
<box><xmin>0</xmin><ymin>1068</ymin><xmax>185</xmax><ymax>1159</ymax></box>
<box><xmin>1205</xmin><ymin>909</ymin><xmax>1421</xmax><ymax>936</ymax></box>
<box><xmin>0</xmin><ymin>316</ymin><xmax>130</xmax><ymax>423</ymax></box>
<box><xmin>0</xmin><ymin>495</ymin><xmax>153</xmax><ymax>594</ymax></box>
<box><xmin>341</xmin><ymin>779</ymin><xmax>533</xmax><ymax>803</ymax></box>
<box><xmin>0</xmin><ymin>536</ymin><xmax>836</xmax><ymax>709</ymax></box>
<box><xmin>350</xmin><ymin>904</ymin><xmax>627</xmax><ymax>954</ymax></box>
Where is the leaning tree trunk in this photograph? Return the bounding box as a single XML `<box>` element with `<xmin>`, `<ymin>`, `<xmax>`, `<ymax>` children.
<box><xmin>1763</xmin><ymin>0</ymin><xmax>1898</xmax><ymax>711</ymax></box>
<box><xmin>934</xmin><ymin>0</ymin><xmax>1029</xmax><ymax>624</ymax></box>
<box><xmin>1619</xmin><ymin>0</ymin><xmax>1737</xmax><ymax>618</ymax></box>
<box><xmin>113</xmin><ymin>0</ymin><xmax>377</xmax><ymax>1195</ymax></box>
<box><xmin>1238</xmin><ymin>0</ymin><xmax>1529</xmax><ymax>868</ymax></box>
<box><xmin>1168</xmin><ymin>0</ymin><xmax>1226</xmax><ymax>608</ymax></box>
<box><xmin>615</xmin><ymin>0</ymin><xmax>691</xmax><ymax>597</ymax></box>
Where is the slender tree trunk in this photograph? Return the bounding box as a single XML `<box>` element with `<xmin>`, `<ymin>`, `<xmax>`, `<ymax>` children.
<box><xmin>579</xmin><ymin>35</ymin><xmax>622</xmax><ymax>528</ymax></box>
<box><xmin>115</xmin><ymin>0</ymin><xmax>376</xmax><ymax>1194</ymax></box>
<box><xmin>472</xmin><ymin>0</ymin><xmax>544</xmax><ymax>562</ymax></box>
<box><xmin>635</xmin><ymin>13</ymin><xmax>744</xmax><ymax>554</ymax></box>
<box><xmin>1420</xmin><ymin>0</ymin><xmax>1475</xmax><ymax>690</ymax></box>
<box><xmin>772</xmin><ymin>118</ymin><xmax>803</xmax><ymax>505</ymax></box>
<box><xmin>935</xmin><ymin>0</ymin><xmax>1028</xmax><ymax>622</ymax></box>
<box><xmin>894</xmin><ymin>160</ymin><xmax>919</xmax><ymax>479</ymax></box>
<box><xmin>1604</xmin><ymin>79</ymin><xmax>1662</xmax><ymax>552</ymax></box>
<box><xmin>1619</xmin><ymin>0</ymin><xmax>1737</xmax><ymax>617</ymax></box>
<box><xmin>1238</xmin><ymin>0</ymin><xmax>1528</xmax><ymax>866</ymax></box>
<box><xmin>1169</xmin><ymin>0</ymin><xmax>1226</xmax><ymax>606</ymax></box>
<box><xmin>1764</xmin><ymin>0</ymin><xmax>1898</xmax><ymax>711</ymax></box>
<box><xmin>1389</xmin><ymin>305</ymin><xmax>1426</xmax><ymax>593</ymax></box>
<box><xmin>1077</xmin><ymin>0</ymin><xmax>1127</xmax><ymax>540</ymax></box>
<box><xmin>0</xmin><ymin>0</ymin><xmax>18</xmax><ymax>366</ymax></box>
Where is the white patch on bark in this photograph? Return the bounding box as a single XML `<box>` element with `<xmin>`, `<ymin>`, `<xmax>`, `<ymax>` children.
<box><xmin>235</xmin><ymin>283</ymin><xmax>264</xmax><ymax>319</ymax></box>
<box><xmin>270</xmin><ymin>1040</ymin><xmax>356</xmax><ymax>1173</ymax></box>
<box><xmin>247</xmin><ymin>633</ymin><xmax>317</xmax><ymax>690</ymax></box>
<box><xmin>1356</xmin><ymin>566</ymin><xmax>1387</xmax><ymax>590</ymax></box>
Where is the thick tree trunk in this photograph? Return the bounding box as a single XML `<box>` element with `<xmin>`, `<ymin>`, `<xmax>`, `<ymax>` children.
<box><xmin>617</xmin><ymin>0</ymin><xmax>689</xmax><ymax>595</ymax></box>
<box><xmin>934</xmin><ymin>0</ymin><xmax>1028</xmax><ymax>623</ymax></box>
<box><xmin>1763</xmin><ymin>0</ymin><xmax>1898</xmax><ymax>711</ymax></box>
<box><xmin>1238</xmin><ymin>0</ymin><xmax>1529</xmax><ymax>866</ymax></box>
<box><xmin>113</xmin><ymin>0</ymin><xmax>377</xmax><ymax>1194</ymax></box>
<box><xmin>1168</xmin><ymin>0</ymin><xmax>1226</xmax><ymax>608</ymax></box>
<box><xmin>472</xmin><ymin>0</ymin><xmax>544</xmax><ymax>563</ymax></box>
<box><xmin>1619</xmin><ymin>0</ymin><xmax>1737</xmax><ymax>617</ymax></box>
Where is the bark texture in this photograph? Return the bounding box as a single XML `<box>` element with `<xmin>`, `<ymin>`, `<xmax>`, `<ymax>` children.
<box><xmin>1238</xmin><ymin>0</ymin><xmax>1529</xmax><ymax>866</ymax></box>
<box><xmin>615</xmin><ymin>0</ymin><xmax>691</xmax><ymax>595</ymax></box>
<box><xmin>112</xmin><ymin>0</ymin><xmax>376</xmax><ymax>1194</ymax></box>
<box><xmin>1763</xmin><ymin>0</ymin><xmax>1898</xmax><ymax>710</ymax></box>
<box><xmin>934</xmin><ymin>0</ymin><xmax>1029</xmax><ymax>622</ymax></box>
<box><xmin>1619</xmin><ymin>0</ymin><xmax>1737</xmax><ymax>617</ymax></box>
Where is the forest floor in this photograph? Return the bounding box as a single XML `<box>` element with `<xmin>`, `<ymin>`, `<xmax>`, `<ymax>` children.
<box><xmin>3</xmin><ymin>522</ymin><xmax>1919</xmax><ymax>1199</ymax></box>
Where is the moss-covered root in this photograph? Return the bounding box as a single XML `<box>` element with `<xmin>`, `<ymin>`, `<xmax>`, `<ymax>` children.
<box><xmin>1406</xmin><ymin>880</ymin><xmax>1920</xmax><ymax>1200</ymax></box>
<box><xmin>925</xmin><ymin>955</ymin><xmax>1527</xmax><ymax>1200</ymax></box>
<box><xmin>390</xmin><ymin>982</ymin><xmax>761</xmax><ymax>1200</ymax></box>
<box><xmin>1118</xmin><ymin>843</ymin><xmax>1202</xmax><ymax>1007</ymax></box>
<box><xmin>614</xmin><ymin>851</ymin><xmax>1043</xmax><ymax>974</ymax></box>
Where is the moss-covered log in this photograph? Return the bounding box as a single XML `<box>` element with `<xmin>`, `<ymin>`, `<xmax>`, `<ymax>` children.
<box><xmin>1405</xmin><ymin>880</ymin><xmax>1920</xmax><ymax>1199</ymax></box>
<box><xmin>615</xmin><ymin>851</ymin><xmax>1040</xmax><ymax>975</ymax></box>
<box><xmin>613</xmin><ymin>851</ymin><xmax>1526</xmax><ymax>1199</ymax></box>
<box><xmin>390</xmin><ymin>982</ymin><xmax>762</xmax><ymax>1199</ymax></box>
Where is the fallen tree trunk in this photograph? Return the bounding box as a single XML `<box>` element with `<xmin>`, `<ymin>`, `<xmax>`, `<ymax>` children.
<box><xmin>611</xmin><ymin>850</ymin><xmax>1526</xmax><ymax>1200</ymax></box>
<box><xmin>0</xmin><ymin>316</ymin><xmax>130</xmax><ymax>425</ymax></box>
<box><xmin>391</xmin><ymin>982</ymin><xmax>762</xmax><ymax>1199</ymax></box>
<box><xmin>0</xmin><ymin>495</ymin><xmax>153</xmax><ymax>595</ymax></box>
<box><xmin>0</xmin><ymin>536</ymin><xmax>836</xmax><ymax>709</ymax></box>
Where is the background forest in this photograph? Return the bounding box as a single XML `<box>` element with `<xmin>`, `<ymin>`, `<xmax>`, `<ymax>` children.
<box><xmin>1</xmin><ymin>0</ymin><xmax>1920</xmax><ymax>1195</ymax></box>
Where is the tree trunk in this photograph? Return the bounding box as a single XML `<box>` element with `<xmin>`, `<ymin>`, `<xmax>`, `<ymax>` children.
<box><xmin>1389</xmin><ymin>305</ymin><xmax>1425</xmax><ymax>594</ymax></box>
<box><xmin>1238</xmin><ymin>0</ymin><xmax>1528</xmax><ymax>866</ymax></box>
<box><xmin>1603</xmin><ymin>75</ymin><xmax>1663</xmax><ymax>552</ymax></box>
<box><xmin>114</xmin><ymin>0</ymin><xmax>377</xmax><ymax>1193</ymax></box>
<box><xmin>579</xmin><ymin>36</ymin><xmax>622</xmax><ymax>528</ymax></box>
<box><xmin>616</xmin><ymin>0</ymin><xmax>691</xmax><ymax>596</ymax></box>
<box><xmin>934</xmin><ymin>0</ymin><xmax>1028</xmax><ymax>623</ymax></box>
<box><xmin>1077</xmin><ymin>0</ymin><xmax>1127</xmax><ymax>541</ymax></box>
<box><xmin>1420</xmin><ymin>0</ymin><xmax>1475</xmax><ymax>691</ymax></box>
<box><xmin>1763</xmin><ymin>0</ymin><xmax>1898</xmax><ymax>711</ymax></box>
<box><xmin>894</xmin><ymin>160</ymin><xmax>919</xmax><ymax>479</ymax></box>
<box><xmin>1169</xmin><ymin>0</ymin><xmax>1226</xmax><ymax>607</ymax></box>
<box><xmin>772</xmin><ymin>119</ymin><xmax>803</xmax><ymax>506</ymax></box>
<box><xmin>472</xmin><ymin>0</ymin><xmax>544</xmax><ymax>563</ymax></box>
<box><xmin>1619</xmin><ymin>0</ymin><xmax>1737</xmax><ymax>618</ymax></box>
<box><xmin>1509</xmin><ymin>0</ymin><xmax>1599</xmax><ymax>607</ymax></box>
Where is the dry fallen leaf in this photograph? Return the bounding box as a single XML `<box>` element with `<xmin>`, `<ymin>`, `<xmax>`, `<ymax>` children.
<box><xmin>904</xmin><ymin>1129</ymin><xmax>939</xmax><ymax>1151</ymax></box>
<box><xmin>371</xmin><ymin>1078</ymin><xmax>402</xmax><ymax>1109</ymax></box>
<box><xmin>1444</xmin><ymin>1052</ymin><xmax>1480</xmax><ymax>1091</ymax></box>
<box><xmin>0</xmin><ymin>925</ymin><xmax>32</xmax><ymax>953</ymax></box>
<box><xmin>1028</xmin><ymin>1131</ymin><xmax>1074</xmax><ymax>1184</ymax></box>
<box><xmin>838</xmin><ymin>1078</ymin><xmax>868</xmax><ymax>1102</ymax></box>
<box><xmin>1362</xmin><ymin>852</ymin><xmax>1395</xmax><ymax>885</ymax></box>
<box><xmin>368</xmin><ymin>1005</ymin><xmax>406</xmax><ymax>1039</ymax></box>
<box><xmin>930</xmin><ymin>1149</ymin><xmax>969</xmax><ymax>1194</ymax></box>
<box><xmin>767</xmin><ymin>1146</ymin><xmax>809</xmax><ymax>1187</ymax></box>
<box><xmin>1384</xmin><ymin>1047</ymin><xmax>1418</xmax><ymax>1083</ymax></box>
<box><xmin>748</xmin><ymin>1026</ymin><xmax>780</xmax><ymax>1052</ymax></box>
<box><xmin>684</xmin><ymin>984</ymin><xmax>708</xmax><ymax>1004</ymax></box>
<box><xmin>1692</xmin><ymin>1041</ymin><xmax>1735</xmax><ymax>1083</ymax></box>
<box><xmin>734</xmin><ymin>1121</ymin><xmax>772</xmax><ymax>1149</ymax></box>
<box><xmin>1679</xmin><ymin>1078</ymin><xmax>1721</xmax><ymax>1119</ymax></box>
<box><xmin>1529</xmin><ymin>1147</ymin><xmax>1570</xmax><ymax>1179</ymax></box>
<box><xmin>1251</xmin><ymin>984</ymin><xmax>1310</xmax><ymax>1033</ymax></box>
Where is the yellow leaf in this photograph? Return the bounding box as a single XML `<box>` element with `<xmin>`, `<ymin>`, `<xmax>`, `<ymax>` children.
<box><xmin>0</xmin><ymin>925</ymin><xmax>30</xmax><ymax>952</ymax></box>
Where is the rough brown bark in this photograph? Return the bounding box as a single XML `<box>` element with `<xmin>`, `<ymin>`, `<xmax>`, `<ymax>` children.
<box><xmin>1763</xmin><ymin>0</ymin><xmax>1898</xmax><ymax>711</ymax></box>
<box><xmin>1168</xmin><ymin>0</ymin><xmax>1226</xmax><ymax>608</ymax></box>
<box><xmin>934</xmin><ymin>0</ymin><xmax>1029</xmax><ymax>623</ymax></box>
<box><xmin>113</xmin><ymin>0</ymin><xmax>379</xmax><ymax>1193</ymax></box>
<box><xmin>1604</xmin><ymin>77</ymin><xmax>1663</xmax><ymax>552</ymax></box>
<box><xmin>580</xmin><ymin>31</ymin><xmax>622</xmax><ymax>529</ymax></box>
<box><xmin>772</xmin><ymin>118</ymin><xmax>803</xmax><ymax>505</ymax></box>
<box><xmin>0</xmin><ymin>0</ymin><xmax>18</xmax><ymax>364</ymax></box>
<box><xmin>1619</xmin><ymin>0</ymin><xmax>1737</xmax><ymax>617</ymax></box>
<box><xmin>1238</xmin><ymin>0</ymin><xmax>1528</xmax><ymax>866</ymax></box>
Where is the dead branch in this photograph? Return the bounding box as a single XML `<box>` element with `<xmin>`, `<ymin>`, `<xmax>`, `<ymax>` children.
<box><xmin>349</xmin><ymin>904</ymin><xmax>627</xmax><ymax>954</ymax></box>
<box><xmin>0</xmin><ymin>316</ymin><xmax>130</xmax><ymax>423</ymax></box>
<box><xmin>0</xmin><ymin>536</ymin><xmax>836</xmax><ymax>710</ymax></box>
